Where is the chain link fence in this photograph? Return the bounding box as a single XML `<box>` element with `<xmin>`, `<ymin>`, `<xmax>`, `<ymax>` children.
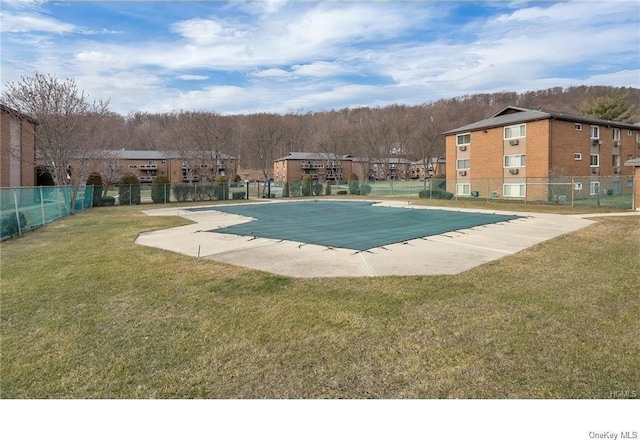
<box><xmin>2</xmin><ymin>175</ymin><xmax>633</xmax><ymax>240</ymax></box>
<box><xmin>1</xmin><ymin>186</ymin><xmax>93</xmax><ymax>240</ymax></box>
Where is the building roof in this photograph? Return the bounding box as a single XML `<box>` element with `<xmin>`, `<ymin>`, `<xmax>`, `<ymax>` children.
<box><xmin>443</xmin><ymin>105</ymin><xmax>640</xmax><ymax>135</ymax></box>
<box><xmin>275</xmin><ymin>152</ymin><xmax>352</xmax><ymax>161</ymax></box>
<box><xmin>93</xmin><ymin>150</ymin><xmax>235</xmax><ymax>160</ymax></box>
<box><xmin>0</xmin><ymin>103</ymin><xmax>39</xmax><ymax>125</ymax></box>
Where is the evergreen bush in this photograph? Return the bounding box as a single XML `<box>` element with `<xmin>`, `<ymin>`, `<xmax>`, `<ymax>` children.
<box><xmin>418</xmin><ymin>189</ymin><xmax>454</xmax><ymax>199</ymax></box>
<box><xmin>151</xmin><ymin>175</ymin><xmax>171</xmax><ymax>203</ymax></box>
<box><xmin>85</xmin><ymin>172</ymin><xmax>103</xmax><ymax>207</ymax></box>
<box><xmin>348</xmin><ymin>173</ymin><xmax>359</xmax><ymax>195</ymax></box>
<box><xmin>290</xmin><ymin>181</ymin><xmax>301</xmax><ymax>197</ymax></box>
<box><xmin>312</xmin><ymin>183</ymin><xmax>323</xmax><ymax>196</ymax></box>
<box><xmin>215</xmin><ymin>176</ymin><xmax>229</xmax><ymax>200</ymax></box>
<box><xmin>325</xmin><ymin>180</ymin><xmax>332</xmax><ymax>196</ymax></box>
<box><xmin>232</xmin><ymin>191</ymin><xmax>246</xmax><ymax>200</ymax></box>
<box><xmin>359</xmin><ymin>183</ymin><xmax>372</xmax><ymax>195</ymax></box>
<box><xmin>282</xmin><ymin>182</ymin><xmax>290</xmax><ymax>198</ymax></box>
<box><xmin>101</xmin><ymin>196</ymin><xmax>116</xmax><ymax>206</ymax></box>
<box><xmin>118</xmin><ymin>174</ymin><xmax>141</xmax><ymax>205</ymax></box>
<box><xmin>302</xmin><ymin>175</ymin><xmax>313</xmax><ymax>196</ymax></box>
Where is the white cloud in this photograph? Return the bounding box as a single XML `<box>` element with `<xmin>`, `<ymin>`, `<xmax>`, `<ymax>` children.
<box><xmin>178</xmin><ymin>75</ymin><xmax>209</xmax><ymax>81</ymax></box>
<box><xmin>1</xmin><ymin>1</ymin><xmax>637</xmax><ymax>115</ymax></box>
<box><xmin>1</xmin><ymin>12</ymin><xmax>75</xmax><ymax>33</ymax></box>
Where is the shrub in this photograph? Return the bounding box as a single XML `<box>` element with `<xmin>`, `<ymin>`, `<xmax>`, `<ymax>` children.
<box><xmin>151</xmin><ymin>175</ymin><xmax>171</xmax><ymax>203</ymax></box>
<box><xmin>282</xmin><ymin>182</ymin><xmax>290</xmax><ymax>198</ymax></box>
<box><xmin>85</xmin><ymin>172</ymin><xmax>103</xmax><ymax>207</ymax></box>
<box><xmin>312</xmin><ymin>183</ymin><xmax>323</xmax><ymax>196</ymax></box>
<box><xmin>119</xmin><ymin>174</ymin><xmax>141</xmax><ymax>205</ymax></box>
<box><xmin>337</xmin><ymin>190</ymin><xmax>348</xmax><ymax>195</ymax></box>
<box><xmin>348</xmin><ymin>173</ymin><xmax>359</xmax><ymax>195</ymax></box>
<box><xmin>418</xmin><ymin>189</ymin><xmax>454</xmax><ymax>200</ymax></box>
<box><xmin>290</xmin><ymin>181</ymin><xmax>301</xmax><ymax>197</ymax></box>
<box><xmin>197</xmin><ymin>184</ymin><xmax>216</xmax><ymax>201</ymax></box>
<box><xmin>232</xmin><ymin>191</ymin><xmax>246</xmax><ymax>200</ymax></box>
<box><xmin>101</xmin><ymin>196</ymin><xmax>116</xmax><ymax>206</ymax></box>
<box><xmin>302</xmin><ymin>175</ymin><xmax>313</xmax><ymax>196</ymax></box>
<box><xmin>359</xmin><ymin>183</ymin><xmax>372</xmax><ymax>195</ymax></box>
<box><xmin>172</xmin><ymin>184</ymin><xmax>193</xmax><ymax>202</ymax></box>
<box><xmin>215</xmin><ymin>176</ymin><xmax>229</xmax><ymax>200</ymax></box>
<box><xmin>325</xmin><ymin>180</ymin><xmax>332</xmax><ymax>196</ymax></box>
<box><xmin>1</xmin><ymin>212</ymin><xmax>27</xmax><ymax>238</ymax></box>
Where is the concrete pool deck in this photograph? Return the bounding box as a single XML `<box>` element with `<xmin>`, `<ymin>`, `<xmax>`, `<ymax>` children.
<box><xmin>135</xmin><ymin>199</ymin><xmax>603</xmax><ymax>277</ymax></box>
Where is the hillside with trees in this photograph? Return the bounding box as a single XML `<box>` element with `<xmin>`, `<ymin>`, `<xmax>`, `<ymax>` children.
<box><xmin>119</xmin><ymin>86</ymin><xmax>639</xmax><ymax>172</ymax></box>
<box><xmin>3</xmin><ymin>75</ymin><xmax>638</xmax><ymax>177</ymax></box>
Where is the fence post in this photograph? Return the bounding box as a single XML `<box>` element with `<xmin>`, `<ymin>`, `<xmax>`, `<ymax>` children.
<box><xmin>57</xmin><ymin>186</ymin><xmax>62</xmax><ymax>219</ymax></box>
<box><xmin>12</xmin><ymin>187</ymin><xmax>22</xmax><ymax>237</ymax></box>
<box><xmin>246</xmin><ymin>181</ymin><xmax>250</xmax><ymax>200</ymax></box>
<box><xmin>571</xmin><ymin>177</ymin><xmax>575</xmax><ymax>207</ymax></box>
<box><xmin>40</xmin><ymin>186</ymin><xmax>45</xmax><ymax>226</ymax></box>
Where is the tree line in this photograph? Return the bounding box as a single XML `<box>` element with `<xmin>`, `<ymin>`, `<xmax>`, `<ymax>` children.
<box><xmin>3</xmin><ymin>72</ymin><xmax>639</xmax><ymax>186</ymax></box>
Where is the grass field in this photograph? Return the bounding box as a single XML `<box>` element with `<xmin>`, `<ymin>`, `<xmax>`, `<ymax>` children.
<box><xmin>1</xmin><ymin>200</ymin><xmax>639</xmax><ymax>398</ymax></box>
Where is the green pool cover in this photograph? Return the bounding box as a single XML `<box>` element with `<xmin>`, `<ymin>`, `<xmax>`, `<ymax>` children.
<box><xmin>189</xmin><ymin>201</ymin><xmax>520</xmax><ymax>251</ymax></box>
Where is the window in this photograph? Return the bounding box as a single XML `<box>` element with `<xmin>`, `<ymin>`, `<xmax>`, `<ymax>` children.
<box><xmin>612</xmin><ymin>155</ymin><xmax>620</xmax><ymax>167</ymax></box>
<box><xmin>590</xmin><ymin>181</ymin><xmax>600</xmax><ymax>196</ymax></box>
<box><xmin>628</xmin><ymin>130</ymin><xmax>634</xmax><ymax>136</ymax></box>
<box><xmin>613</xmin><ymin>128</ymin><xmax>621</xmax><ymax>141</ymax></box>
<box><xmin>456</xmin><ymin>133</ymin><xmax>471</xmax><ymax>146</ymax></box>
<box><xmin>590</xmin><ymin>125</ymin><xmax>600</xmax><ymax>139</ymax></box>
<box><xmin>456</xmin><ymin>183</ymin><xmax>471</xmax><ymax>196</ymax></box>
<box><xmin>504</xmin><ymin>124</ymin><xmax>526</xmax><ymax>139</ymax></box>
<box><xmin>629</xmin><ymin>155</ymin><xmax>634</xmax><ymax>161</ymax></box>
<box><xmin>456</xmin><ymin>158</ymin><xmax>470</xmax><ymax>170</ymax></box>
<box><xmin>503</xmin><ymin>183</ymin><xmax>526</xmax><ymax>198</ymax></box>
<box><xmin>574</xmin><ymin>153</ymin><xmax>582</xmax><ymax>160</ymax></box>
<box><xmin>590</xmin><ymin>154</ymin><xmax>599</xmax><ymax>167</ymax></box>
<box><xmin>504</xmin><ymin>154</ymin><xmax>526</xmax><ymax>167</ymax></box>
<box><xmin>575</xmin><ymin>123</ymin><xmax>582</xmax><ymax>131</ymax></box>
<box><xmin>628</xmin><ymin>180</ymin><xmax>634</xmax><ymax>188</ymax></box>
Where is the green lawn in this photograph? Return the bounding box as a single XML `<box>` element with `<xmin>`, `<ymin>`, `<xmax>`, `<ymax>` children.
<box><xmin>1</xmin><ymin>202</ymin><xmax>638</xmax><ymax>398</ymax></box>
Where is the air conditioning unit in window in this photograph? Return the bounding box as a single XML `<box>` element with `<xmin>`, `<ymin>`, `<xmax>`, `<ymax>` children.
<box><xmin>458</xmin><ymin>145</ymin><xmax>467</xmax><ymax>151</ymax></box>
<box><xmin>591</xmin><ymin>139</ymin><xmax>601</xmax><ymax>146</ymax></box>
<box><xmin>613</xmin><ymin>167</ymin><xmax>621</xmax><ymax>174</ymax></box>
<box><xmin>509</xmin><ymin>168</ymin><xmax>519</xmax><ymax>175</ymax></box>
<box><xmin>591</xmin><ymin>167</ymin><xmax>599</xmax><ymax>174</ymax></box>
<box><xmin>458</xmin><ymin>170</ymin><xmax>467</xmax><ymax>176</ymax></box>
<box><xmin>509</xmin><ymin>139</ymin><xmax>519</xmax><ymax>146</ymax></box>
<box><xmin>613</xmin><ymin>141</ymin><xmax>621</xmax><ymax>147</ymax></box>
<box><xmin>491</xmin><ymin>191</ymin><xmax>499</xmax><ymax>197</ymax></box>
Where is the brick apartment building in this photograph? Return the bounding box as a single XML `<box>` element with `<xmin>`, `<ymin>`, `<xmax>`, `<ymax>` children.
<box><xmin>273</xmin><ymin>152</ymin><xmax>355</xmax><ymax>183</ymax></box>
<box><xmin>443</xmin><ymin>106</ymin><xmax>640</xmax><ymax>200</ymax></box>
<box><xmin>72</xmin><ymin>150</ymin><xmax>237</xmax><ymax>185</ymax></box>
<box><xmin>1</xmin><ymin>104</ymin><xmax>38</xmax><ymax>187</ymax></box>
<box><xmin>273</xmin><ymin>152</ymin><xmax>445</xmax><ymax>183</ymax></box>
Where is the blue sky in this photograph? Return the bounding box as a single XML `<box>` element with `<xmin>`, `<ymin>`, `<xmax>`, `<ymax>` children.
<box><xmin>1</xmin><ymin>0</ymin><xmax>639</xmax><ymax>115</ymax></box>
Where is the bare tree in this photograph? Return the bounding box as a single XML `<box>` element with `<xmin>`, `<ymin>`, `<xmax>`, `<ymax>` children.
<box><xmin>1</xmin><ymin>72</ymin><xmax>115</xmax><ymax>211</ymax></box>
